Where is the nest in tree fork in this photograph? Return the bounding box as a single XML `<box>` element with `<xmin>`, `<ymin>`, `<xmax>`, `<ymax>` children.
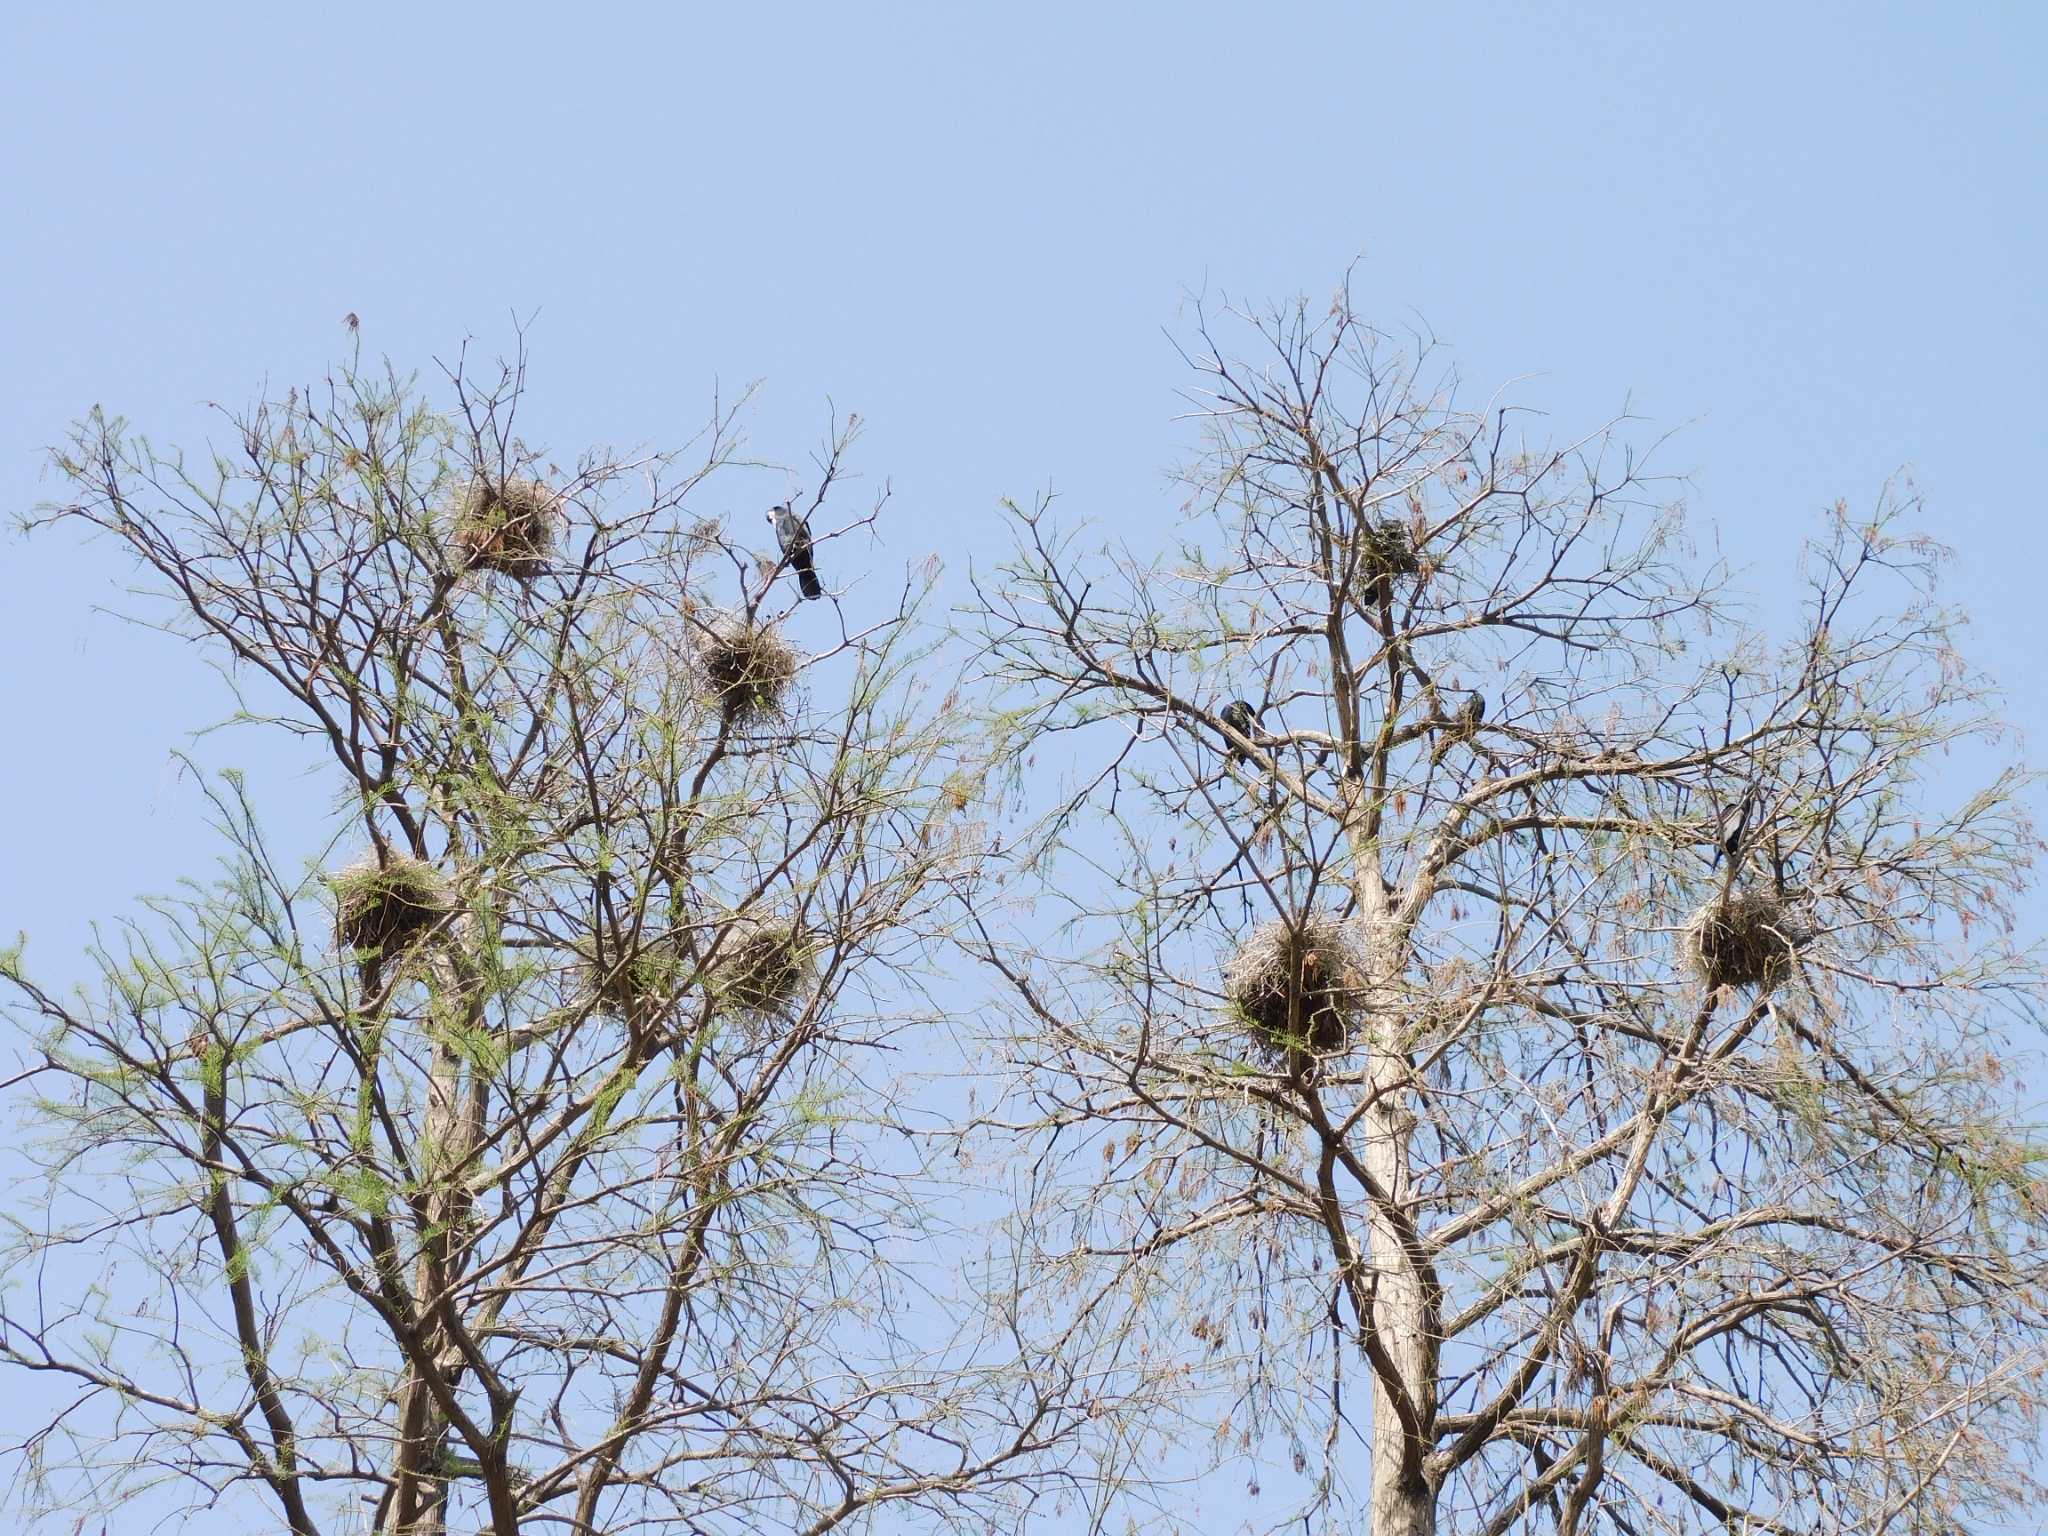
<box><xmin>694</xmin><ymin>616</ymin><xmax>800</xmax><ymax>726</ymax></box>
<box><xmin>712</xmin><ymin>917</ymin><xmax>814</xmax><ymax>1019</ymax></box>
<box><xmin>1684</xmin><ymin>890</ymin><xmax>1811</xmax><ymax>992</ymax></box>
<box><xmin>451</xmin><ymin>474</ymin><xmax>564</xmax><ymax>579</ymax></box>
<box><xmin>330</xmin><ymin>856</ymin><xmax>451</xmax><ymax>978</ymax></box>
<box><xmin>1225</xmin><ymin>917</ymin><xmax>1365</xmax><ymax>1058</ymax></box>
<box><xmin>1358</xmin><ymin>518</ymin><xmax>1421</xmax><ymax>591</ymax></box>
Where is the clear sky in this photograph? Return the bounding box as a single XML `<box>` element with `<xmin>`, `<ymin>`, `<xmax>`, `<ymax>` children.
<box><xmin>5</xmin><ymin>2</ymin><xmax>2045</xmax><ymax>952</ymax></box>
<box><xmin>2</xmin><ymin>3</ymin><xmax>2045</xmax><ymax>1529</ymax></box>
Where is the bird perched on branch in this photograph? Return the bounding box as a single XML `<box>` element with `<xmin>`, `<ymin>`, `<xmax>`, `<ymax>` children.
<box><xmin>1221</xmin><ymin>699</ymin><xmax>1260</xmax><ymax>764</ymax></box>
<box><xmin>767</xmin><ymin>502</ymin><xmax>822</xmax><ymax>599</ymax></box>
<box><xmin>1219</xmin><ymin>699</ymin><xmax>1279</xmax><ymax>855</ymax></box>
<box><xmin>1431</xmin><ymin>690</ymin><xmax>1486</xmax><ymax>765</ymax></box>
<box><xmin>1711</xmin><ymin>785</ymin><xmax>1759</xmax><ymax>869</ymax></box>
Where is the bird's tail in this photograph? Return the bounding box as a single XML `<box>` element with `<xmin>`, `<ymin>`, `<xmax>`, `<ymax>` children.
<box><xmin>799</xmin><ymin>567</ymin><xmax>823</xmax><ymax>600</ymax></box>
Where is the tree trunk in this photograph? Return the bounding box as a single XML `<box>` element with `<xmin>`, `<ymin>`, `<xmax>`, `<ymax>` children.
<box><xmin>384</xmin><ymin>1023</ymin><xmax>464</xmax><ymax>1534</ymax></box>
<box><xmin>1352</xmin><ymin>805</ymin><xmax>1439</xmax><ymax>1536</ymax></box>
<box><xmin>1369</xmin><ymin>1469</ymin><xmax>1436</xmax><ymax>1536</ymax></box>
<box><xmin>1362</xmin><ymin>1040</ymin><xmax>1437</xmax><ymax>1536</ymax></box>
<box><xmin>387</xmin><ymin>946</ymin><xmax>487</xmax><ymax>1534</ymax></box>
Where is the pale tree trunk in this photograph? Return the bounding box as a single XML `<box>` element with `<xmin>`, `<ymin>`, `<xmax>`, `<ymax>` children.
<box><xmin>385</xmin><ymin>937</ymin><xmax>490</xmax><ymax>1536</ymax></box>
<box><xmin>1361</xmin><ymin>1074</ymin><xmax>1435</xmax><ymax>1536</ymax></box>
<box><xmin>1352</xmin><ymin>803</ymin><xmax>1438</xmax><ymax>1536</ymax></box>
<box><xmin>384</xmin><ymin>1027</ymin><xmax>466</xmax><ymax>1536</ymax></box>
<box><xmin>1309</xmin><ymin>485</ymin><xmax>1440</xmax><ymax>1534</ymax></box>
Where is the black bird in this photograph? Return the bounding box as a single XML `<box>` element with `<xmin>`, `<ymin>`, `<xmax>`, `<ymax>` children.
<box><xmin>1220</xmin><ymin>699</ymin><xmax>1260</xmax><ymax>763</ymax></box>
<box><xmin>1456</xmin><ymin>690</ymin><xmax>1486</xmax><ymax>733</ymax></box>
<box><xmin>767</xmin><ymin>502</ymin><xmax>822</xmax><ymax>599</ymax></box>
<box><xmin>1711</xmin><ymin>786</ymin><xmax>1759</xmax><ymax>869</ymax></box>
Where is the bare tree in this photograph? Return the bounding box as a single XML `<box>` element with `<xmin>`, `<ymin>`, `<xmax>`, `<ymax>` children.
<box><xmin>0</xmin><ymin>345</ymin><xmax>1116</xmax><ymax>1534</ymax></box>
<box><xmin>969</xmin><ymin>285</ymin><xmax>2048</xmax><ymax>1534</ymax></box>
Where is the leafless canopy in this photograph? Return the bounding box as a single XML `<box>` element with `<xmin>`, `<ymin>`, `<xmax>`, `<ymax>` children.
<box><xmin>970</xmin><ymin>284</ymin><xmax>2048</xmax><ymax>1534</ymax></box>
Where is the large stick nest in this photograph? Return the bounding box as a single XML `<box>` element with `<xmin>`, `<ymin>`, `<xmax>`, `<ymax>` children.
<box><xmin>693</xmin><ymin>615</ymin><xmax>800</xmax><ymax>726</ymax></box>
<box><xmin>1224</xmin><ymin>917</ymin><xmax>1365</xmax><ymax>1059</ymax></box>
<box><xmin>451</xmin><ymin>474</ymin><xmax>564</xmax><ymax>580</ymax></box>
<box><xmin>1684</xmin><ymin>890</ymin><xmax>1812</xmax><ymax>992</ymax></box>
<box><xmin>1358</xmin><ymin>518</ymin><xmax>1422</xmax><ymax>591</ymax></box>
<box><xmin>330</xmin><ymin>856</ymin><xmax>451</xmax><ymax>976</ymax></box>
<box><xmin>711</xmin><ymin>916</ymin><xmax>815</xmax><ymax>1019</ymax></box>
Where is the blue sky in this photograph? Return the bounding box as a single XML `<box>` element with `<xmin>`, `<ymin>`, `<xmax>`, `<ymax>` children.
<box><xmin>3</xmin><ymin>3</ymin><xmax>2045</xmax><ymax>1529</ymax></box>
<box><xmin>5</xmin><ymin>4</ymin><xmax>2044</xmax><ymax>951</ymax></box>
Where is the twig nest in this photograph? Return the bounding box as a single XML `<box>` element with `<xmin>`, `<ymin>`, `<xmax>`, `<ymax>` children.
<box><xmin>330</xmin><ymin>856</ymin><xmax>450</xmax><ymax>977</ymax></box>
<box><xmin>711</xmin><ymin>916</ymin><xmax>814</xmax><ymax>1019</ymax></box>
<box><xmin>1359</xmin><ymin>518</ymin><xmax>1421</xmax><ymax>589</ymax></box>
<box><xmin>940</xmin><ymin>772</ymin><xmax>977</xmax><ymax>813</ymax></box>
<box><xmin>451</xmin><ymin>474</ymin><xmax>564</xmax><ymax>579</ymax></box>
<box><xmin>1225</xmin><ymin>917</ymin><xmax>1365</xmax><ymax>1058</ymax></box>
<box><xmin>693</xmin><ymin>614</ymin><xmax>800</xmax><ymax>726</ymax></box>
<box><xmin>1684</xmin><ymin>890</ymin><xmax>1811</xmax><ymax>992</ymax></box>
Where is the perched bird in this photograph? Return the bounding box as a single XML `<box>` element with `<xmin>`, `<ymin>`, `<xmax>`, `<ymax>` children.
<box><xmin>1430</xmin><ymin>689</ymin><xmax>1487</xmax><ymax>767</ymax></box>
<box><xmin>767</xmin><ymin>502</ymin><xmax>822</xmax><ymax>599</ymax></box>
<box><xmin>1711</xmin><ymin>786</ymin><xmax>1759</xmax><ymax>869</ymax></box>
<box><xmin>1221</xmin><ymin>699</ymin><xmax>1260</xmax><ymax>763</ymax></box>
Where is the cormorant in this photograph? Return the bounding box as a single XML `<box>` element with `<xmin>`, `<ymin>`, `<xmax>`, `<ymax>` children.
<box><xmin>1220</xmin><ymin>699</ymin><xmax>1260</xmax><ymax>764</ymax></box>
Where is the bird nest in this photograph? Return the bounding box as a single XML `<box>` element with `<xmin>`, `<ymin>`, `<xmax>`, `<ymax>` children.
<box><xmin>1224</xmin><ymin>917</ymin><xmax>1365</xmax><ymax>1059</ymax></box>
<box><xmin>694</xmin><ymin>616</ymin><xmax>800</xmax><ymax>726</ymax></box>
<box><xmin>451</xmin><ymin>474</ymin><xmax>564</xmax><ymax>579</ymax></box>
<box><xmin>1684</xmin><ymin>890</ymin><xmax>1811</xmax><ymax>993</ymax></box>
<box><xmin>1359</xmin><ymin>519</ymin><xmax>1422</xmax><ymax>584</ymax></box>
<box><xmin>710</xmin><ymin>917</ymin><xmax>814</xmax><ymax>1019</ymax></box>
<box><xmin>330</xmin><ymin>856</ymin><xmax>450</xmax><ymax>972</ymax></box>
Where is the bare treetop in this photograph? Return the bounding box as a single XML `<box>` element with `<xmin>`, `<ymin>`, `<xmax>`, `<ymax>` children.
<box><xmin>971</xmin><ymin>286</ymin><xmax>2048</xmax><ymax>1534</ymax></box>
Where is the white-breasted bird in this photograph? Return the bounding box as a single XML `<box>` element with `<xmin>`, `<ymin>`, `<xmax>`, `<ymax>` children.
<box><xmin>767</xmin><ymin>502</ymin><xmax>822</xmax><ymax>599</ymax></box>
<box><xmin>1711</xmin><ymin>786</ymin><xmax>1759</xmax><ymax>869</ymax></box>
